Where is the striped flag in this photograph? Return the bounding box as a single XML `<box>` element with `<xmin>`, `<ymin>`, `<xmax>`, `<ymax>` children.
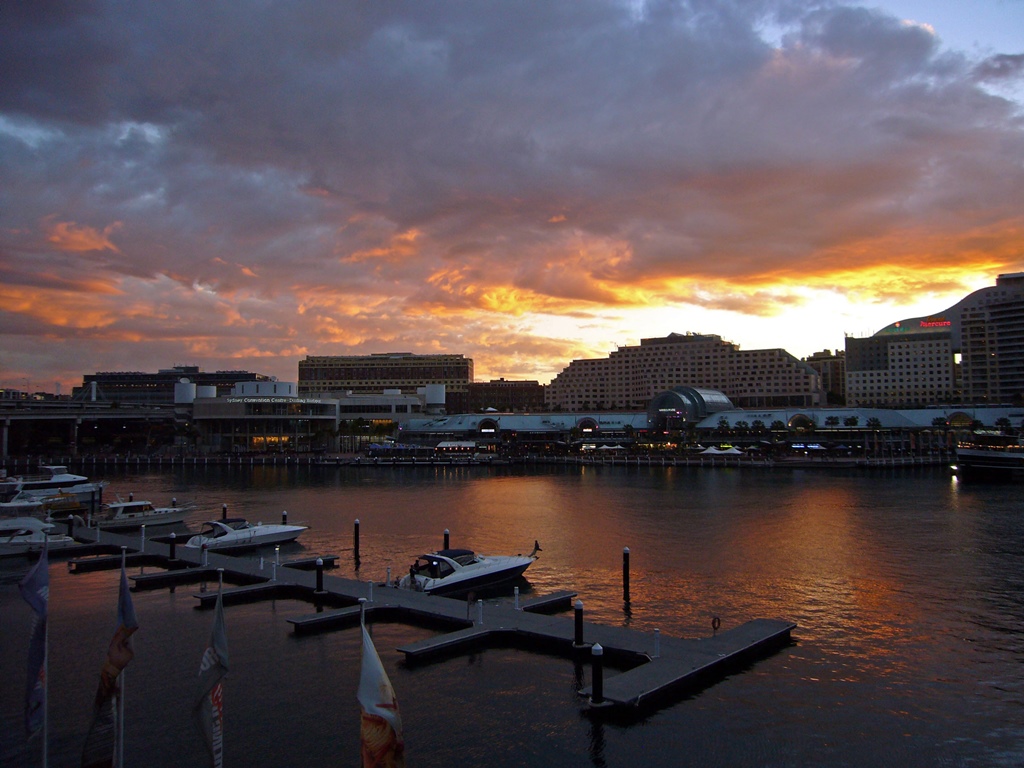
<box><xmin>358</xmin><ymin>624</ymin><xmax>404</xmax><ymax>768</ymax></box>
<box><xmin>19</xmin><ymin>547</ymin><xmax>49</xmax><ymax>737</ymax></box>
<box><xmin>82</xmin><ymin>559</ymin><xmax>139</xmax><ymax>767</ymax></box>
<box><xmin>193</xmin><ymin>589</ymin><xmax>228</xmax><ymax>768</ymax></box>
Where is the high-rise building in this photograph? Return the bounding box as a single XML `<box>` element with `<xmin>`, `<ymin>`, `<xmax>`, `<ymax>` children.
<box><xmin>803</xmin><ymin>350</ymin><xmax>846</xmax><ymax>404</ymax></box>
<box><xmin>544</xmin><ymin>332</ymin><xmax>824</xmax><ymax>412</ymax></box>
<box><xmin>846</xmin><ymin>273</ymin><xmax>1024</xmax><ymax>406</ymax></box>
<box><xmin>298</xmin><ymin>352</ymin><xmax>473</xmax><ymax>413</ymax></box>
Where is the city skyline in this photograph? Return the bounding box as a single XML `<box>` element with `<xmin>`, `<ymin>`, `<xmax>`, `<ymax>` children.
<box><xmin>3</xmin><ymin>1</ymin><xmax>1023</xmax><ymax>392</ymax></box>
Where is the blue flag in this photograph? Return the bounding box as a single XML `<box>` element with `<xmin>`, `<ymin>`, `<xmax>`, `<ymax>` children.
<box><xmin>19</xmin><ymin>548</ymin><xmax>49</xmax><ymax>737</ymax></box>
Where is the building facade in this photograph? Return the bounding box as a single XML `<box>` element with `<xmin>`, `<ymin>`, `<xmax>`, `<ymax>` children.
<box><xmin>467</xmin><ymin>379</ymin><xmax>546</xmax><ymax>412</ymax></box>
<box><xmin>298</xmin><ymin>353</ymin><xmax>473</xmax><ymax>413</ymax></box>
<box><xmin>803</xmin><ymin>350</ymin><xmax>846</xmax><ymax>404</ymax></box>
<box><xmin>846</xmin><ymin>272</ymin><xmax>1024</xmax><ymax>406</ymax></box>
<box><xmin>74</xmin><ymin>365</ymin><xmax>272</xmax><ymax>405</ymax></box>
<box><xmin>544</xmin><ymin>332</ymin><xmax>824</xmax><ymax>412</ymax></box>
<box><xmin>845</xmin><ymin>333</ymin><xmax>956</xmax><ymax>408</ymax></box>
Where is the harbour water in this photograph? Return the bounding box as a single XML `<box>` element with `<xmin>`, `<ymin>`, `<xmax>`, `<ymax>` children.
<box><xmin>2</xmin><ymin>464</ymin><xmax>1023</xmax><ymax>766</ymax></box>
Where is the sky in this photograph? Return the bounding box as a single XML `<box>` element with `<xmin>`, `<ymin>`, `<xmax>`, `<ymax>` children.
<box><xmin>3</xmin><ymin>1</ymin><xmax>1023</xmax><ymax>392</ymax></box>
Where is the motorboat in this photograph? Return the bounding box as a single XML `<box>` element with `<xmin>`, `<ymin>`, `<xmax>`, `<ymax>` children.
<box><xmin>183</xmin><ymin>517</ymin><xmax>307</xmax><ymax>552</ymax></box>
<box><xmin>92</xmin><ymin>498</ymin><xmax>194</xmax><ymax>530</ymax></box>
<box><xmin>1</xmin><ymin>466</ymin><xmax>107</xmax><ymax>505</ymax></box>
<box><xmin>0</xmin><ymin>517</ymin><xmax>78</xmax><ymax>557</ymax></box>
<box><xmin>0</xmin><ymin>490</ymin><xmax>87</xmax><ymax>518</ymax></box>
<box><xmin>398</xmin><ymin>541</ymin><xmax>541</xmax><ymax>596</ymax></box>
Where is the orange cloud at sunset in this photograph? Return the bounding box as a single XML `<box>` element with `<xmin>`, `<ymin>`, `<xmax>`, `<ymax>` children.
<box><xmin>2</xmin><ymin>2</ymin><xmax>1023</xmax><ymax>392</ymax></box>
<box><xmin>45</xmin><ymin>220</ymin><xmax>123</xmax><ymax>254</ymax></box>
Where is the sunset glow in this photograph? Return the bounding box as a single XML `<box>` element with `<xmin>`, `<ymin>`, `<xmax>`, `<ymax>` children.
<box><xmin>2</xmin><ymin>2</ymin><xmax>1022</xmax><ymax>392</ymax></box>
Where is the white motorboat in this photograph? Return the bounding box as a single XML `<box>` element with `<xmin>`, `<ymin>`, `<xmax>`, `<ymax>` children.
<box><xmin>0</xmin><ymin>517</ymin><xmax>78</xmax><ymax>557</ymax></box>
<box><xmin>398</xmin><ymin>541</ymin><xmax>541</xmax><ymax>596</ymax></box>
<box><xmin>1</xmin><ymin>466</ymin><xmax>107</xmax><ymax>505</ymax></box>
<box><xmin>183</xmin><ymin>517</ymin><xmax>307</xmax><ymax>552</ymax></box>
<box><xmin>0</xmin><ymin>490</ymin><xmax>88</xmax><ymax>518</ymax></box>
<box><xmin>92</xmin><ymin>498</ymin><xmax>194</xmax><ymax>530</ymax></box>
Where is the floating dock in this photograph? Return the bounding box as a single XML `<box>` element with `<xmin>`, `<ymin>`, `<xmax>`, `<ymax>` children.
<box><xmin>63</xmin><ymin>523</ymin><xmax>795</xmax><ymax>713</ymax></box>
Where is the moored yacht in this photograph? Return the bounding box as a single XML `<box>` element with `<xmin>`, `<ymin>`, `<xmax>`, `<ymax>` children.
<box><xmin>0</xmin><ymin>517</ymin><xmax>78</xmax><ymax>557</ymax></box>
<box><xmin>92</xmin><ymin>498</ymin><xmax>194</xmax><ymax>530</ymax></box>
<box><xmin>398</xmin><ymin>541</ymin><xmax>541</xmax><ymax>596</ymax></box>
<box><xmin>183</xmin><ymin>517</ymin><xmax>307</xmax><ymax>552</ymax></box>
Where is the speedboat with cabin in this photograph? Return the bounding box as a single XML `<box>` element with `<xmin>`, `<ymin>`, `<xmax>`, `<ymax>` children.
<box><xmin>92</xmin><ymin>498</ymin><xmax>194</xmax><ymax>530</ymax></box>
<box><xmin>1</xmin><ymin>490</ymin><xmax>89</xmax><ymax>519</ymax></box>
<box><xmin>1</xmin><ymin>466</ymin><xmax>107</xmax><ymax>505</ymax></box>
<box><xmin>398</xmin><ymin>541</ymin><xmax>541</xmax><ymax>596</ymax></box>
<box><xmin>183</xmin><ymin>517</ymin><xmax>307</xmax><ymax>552</ymax></box>
<box><xmin>0</xmin><ymin>517</ymin><xmax>78</xmax><ymax>557</ymax></box>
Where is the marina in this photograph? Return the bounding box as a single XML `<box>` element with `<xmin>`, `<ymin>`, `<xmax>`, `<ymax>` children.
<box><xmin>55</xmin><ymin>522</ymin><xmax>794</xmax><ymax>712</ymax></box>
<box><xmin>3</xmin><ymin>464</ymin><xmax>1023</xmax><ymax>767</ymax></box>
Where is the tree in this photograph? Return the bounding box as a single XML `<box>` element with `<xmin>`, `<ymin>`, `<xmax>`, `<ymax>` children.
<box><xmin>931</xmin><ymin>417</ymin><xmax>948</xmax><ymax>428</ymax></box>
<box><xmin>751</xmin><ymin>419</ymin><xmax>766</xmax><ymax>433</ymax></box>
<box><xmin>825</xmin><ymin>416</ymin><xmax>840</xmax><ymax>428</ymax></box>
<box><xmin>770</xmin><ymin>420</ymin><xmax>786</xmax><ymax>431</ymax></box>
<box><xmin>844</xmin><ymin>416</ymin><xmax>859</xmax><ymax>427</ymax></box>
<box><xmin>866</xmin><ymin>417</ymin><xmax>882</xmax><ymax>428</ymax></box>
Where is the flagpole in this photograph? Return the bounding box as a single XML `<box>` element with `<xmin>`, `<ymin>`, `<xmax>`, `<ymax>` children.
<box><xmin>118</xmin><ymin>546</ymin><xmax>127</xmax><ymax>768</ymax></box>
<box><xmin>42</xmin><ymin>541</ymin><xmax>49</xmax><ymax>768</ymax></box>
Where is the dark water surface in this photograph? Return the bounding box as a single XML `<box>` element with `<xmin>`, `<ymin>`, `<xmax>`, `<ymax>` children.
<box><xmin>3</xmin><ymin>464</ymin><xmax>1023</xmax><ymax>766</ymax></box>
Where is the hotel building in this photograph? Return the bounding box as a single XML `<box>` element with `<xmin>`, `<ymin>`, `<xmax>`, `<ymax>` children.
<box><xmin>846</xmin><ymin>272</ymin><xmax>1024</xmax><ymax>407</ymax></box>
<box><xmin>544</xmin><ymin>332</ymin><xmax>824</xmax><ymax>412</ymax></box>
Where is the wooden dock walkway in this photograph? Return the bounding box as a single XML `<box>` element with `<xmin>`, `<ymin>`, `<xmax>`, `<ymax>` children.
<box><xmin>63</xmin><ymin>522</ymin><xmax>795</xmax><ymax>713</ymax></box>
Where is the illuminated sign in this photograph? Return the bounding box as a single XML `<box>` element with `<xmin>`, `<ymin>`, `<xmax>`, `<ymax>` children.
<box><xmin>919</xmin><ymin>317</ymin><xmax>951</xmax><ymax>328</ymax></box>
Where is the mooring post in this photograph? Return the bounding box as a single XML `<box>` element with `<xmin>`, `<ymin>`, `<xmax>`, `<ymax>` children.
<box><xmin>443</xmin><ymin>528</ymin><xmax>450</xmax><ymax>549</ymax></box>
<box><xmin>282</xmin><ymin>509</ymin><xmax>288</xmax><ymax>525</ymax></box>
<box><xmin>574</xmin><ymin>599</ymin><xmax>585</xmax><ymax>647</ymax></box>
<box><xmin>168</xmin><ymin>532</ymin><xmax>177</xmax><ymax>561</ymax></box>
<box><xmin>65</xmin><ymin>514</ymin><xmax>74</xmax><ymax>537</ymax></box>
<box><xmin>653</xmin><ymin>628</ymin><xmax>661</xmax><ymax>658</ymax></box>
<box><xmin>354</xmin><ymin>519</ymin><xmax>360</xmax><ymax>561</ymax></box>
<box><xmin>623</xmin><ymin>547</ymin><xmax>631</xmax><ymax>603</ymax></box>
<box><xmin>221</xmin><ymin>503</ymin><xmax>228</xmax><ymax>521</ymax></box>
<box><xmin>275</xmin><ymin>545</ymin><xmax>281</xmax><ymax>566</ymax></box>
<box><xmin>477</xmin><ymin>598</ymin><xmax>484</xmax><ymax>625</ymax></box>
<box><xmin>386</xmin><ymin>566</ymin><xmax>392</xmax><ymax>587</ymax></box>
<box><xmin>590</xmin><ymin>644</ymin><xmax>605</xmax><ymax>706</ymax></box>
<box><xmin>139</xmin><ymin>524</ymin><xmax>146</xmax><ymax>552</ymax></box>
<box><xmin>128</xmin><ymin>492</ymin><xmax>133</xmax><ymax>502</ymax></box>
<box><xmin>202</xmin><ymin>543</ymin><xmax>209</xmax><ymax>567</ymax></box>
<box><xmin>315</xmin><ymin>557</ymin><xmax>324</xmax><ymax>593</ymax></box>
<box><xmin>514</xmin><ymin>586</ymin><xmax>520</xmax><ymax>611</ymax></box>
<box><xmin>368</xmin><ymin>580</ymin><xmax>374</xmax><ymax>603</ymax></box>
<box><xmin>171</xmin><ymin>497</ymin><xmax>177</xmax><ymax>508</ymax></box>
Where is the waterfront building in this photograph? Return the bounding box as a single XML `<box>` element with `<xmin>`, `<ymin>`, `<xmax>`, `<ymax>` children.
<box><xmin>467</xmin><ymin>378</ymin><xmax>546</xmax><ymax>412</ymax></box>
<box><xmin>845</xmin><ymin>272</ymin><xmax>1024</xmax><ymax>406</ymax></box>
<box><xmin>845</xmin><ymin>332</ymin><xmax>956</xmax><ymax>408</ymax></box>
<box><xmin>190</xmin><ymin>381</ymin><xmax>339</xmax><ymax>454</ymax></box>
<box><xmin>803</xmin><ymin>349</ymin><xmax>846</xmax><ymax>404</ymax></box>
<box><xmin>544</xmin><ymin>332</ymin><xmax>824</xmax><ymax>412</ymax></box>
<box><xmin>298</xmin><ymin>352</ymin><xmax>473</xmax><ymax>413</ymax></box>
<box><xmin>74</xmin><ymin>365</ymin><xmax>272</xmax><ymax>405</ymax></box>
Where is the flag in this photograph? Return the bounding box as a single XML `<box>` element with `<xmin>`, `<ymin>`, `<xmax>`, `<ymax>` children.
<box><xmin>193</xmin><ymin>590</ymin><xmax>228</xmax><ymax>768</ymax></box>
<box><xmin>358</xmin><ymin>624</ymin><xmax>405</xmax><ymax>768</ymax></box>
<box><xmin>19</xmin><ymin>547</ymin><xmax>49</xmax><ymax>737</ymax></box>
<box><xmin>82</xmin><ymin>561</ymin><xmax>140</xmax><ymax>768</ymax></box>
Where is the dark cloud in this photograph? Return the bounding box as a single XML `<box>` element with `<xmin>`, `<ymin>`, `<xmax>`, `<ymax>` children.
<box><xmin>2</xmin><ymin>1</ymin><xmax>1023</xmax><ymax>387</ymax></box>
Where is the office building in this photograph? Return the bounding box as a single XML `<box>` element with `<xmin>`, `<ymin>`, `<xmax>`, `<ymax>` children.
<box><xmin>73</xmin><ymin>365</ymin><xmax>272</xmax><ymax>405</ymax></box>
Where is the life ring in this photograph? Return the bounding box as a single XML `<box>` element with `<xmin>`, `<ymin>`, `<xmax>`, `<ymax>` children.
<box><xmin>712</xmin><ymin>616</ymin><xmax>721</xmax><ymax>632</ymax></box>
